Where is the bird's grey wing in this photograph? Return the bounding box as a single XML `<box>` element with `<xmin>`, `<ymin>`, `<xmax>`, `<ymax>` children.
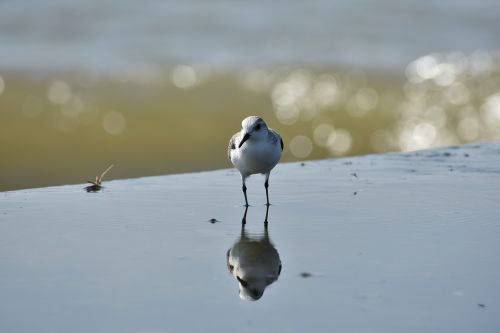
<box><xmin>228</xmin><ymin>132</ymin><xmax>239</xmax><ymax>160</ymax></box>
<box><xmin>269</xmin><ymin>129</ymin><xmax>284</xmax><ymax>151</ymax></box>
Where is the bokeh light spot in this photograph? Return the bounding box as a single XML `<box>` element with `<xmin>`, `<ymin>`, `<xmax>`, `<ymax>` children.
<box><xmin>446</xmin><ymin>82</ymin><xmax>469</xmax><ymax>105</ymax></box>
<box><xmin>0</xmin><ymin>76</ymin><xmax>5</xmax><ymax>95</ymax></box>
<box><xmin>415</xmin><ymin>55</ymin><xmax>440</xmax><ymax>80</ymax></box>
<box><xmin>102</xmin><ymin>111</ymin><xmax>127</xmax><ymax>135</ymax></box>
<box><xmin>480</xmin><ymin>93</ymin><xmax>500</xmax><ymax>131</ymax></box>
<box><xmin>311</xmin><ymin>74</ymin><xmax>339</xmax><ymax>107</ymax></box>
<box><xmin>327</xmin><ymin>129</ymin><xmax>352</xmax><ymax>156</ymax></box>
<box><xmin>172</xmin><ymin>65</ymin><xmax>198</xmax><ymax>89</ymax></box>
<box><xmin>48</xmin><ymin>80</ymin><xmax>72</xmax><ymax>105</ymax></box>
<box><xmin>275</xmin><ymin>105</ymin><xmax>300</xmax><ymax>125</ymax></box>
<box><xmin>349</xmin><ymin>87</ymin><xmax>379</xmax><ymax>117</ymax></box>
<box><xmin>289</xmin><ymin>135</ymin><xmax>313</xmax><ymax>159</ymax></box>
<box><xmin>313</xmin><ymin>123</ymin><xmax>335</xmax><ymax>147</ymax></box>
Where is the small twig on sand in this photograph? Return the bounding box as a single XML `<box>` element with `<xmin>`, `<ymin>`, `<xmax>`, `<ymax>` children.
<box><xmin>85</xmin><ymin>164</ymin><xmax>114</xmax><ymax>192</ymax></box>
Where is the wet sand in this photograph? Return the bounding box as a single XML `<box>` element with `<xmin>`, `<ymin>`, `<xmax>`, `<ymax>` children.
<box><xmin>1</xmin><ymin>143</ymin><xmax>499</xmax><ymax>332</ymax></box>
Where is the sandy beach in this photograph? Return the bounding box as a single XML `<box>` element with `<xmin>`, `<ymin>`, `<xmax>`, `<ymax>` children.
<box><xmin>1</xmin><ymin>142</ymin><xmax>499</xmax><ymax>332</ymax></box>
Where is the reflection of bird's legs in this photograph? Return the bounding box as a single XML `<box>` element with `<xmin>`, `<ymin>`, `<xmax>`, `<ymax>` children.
<box><xmin>240</xmin><ymin>207</ymin><xmax>249</xmax><ymax>240</ymax></box>
<box><xmin>241</xmin><ymin>205</ymin><xmax>249</xmax><ymax>226</ymax></box>
<box><xmin>264</xmin><ymin>204</ymin><xmax>270</xmax><ymax>229</ymax></box>
<box><xmin>240</xmin><ymin>223</ymin><xmax>245</xmax><ymax>237</ymax></box>
<box><xmin>264</xmin><ymin>173</ymin><xmax>270</xmax><ymax>206</ymax></box>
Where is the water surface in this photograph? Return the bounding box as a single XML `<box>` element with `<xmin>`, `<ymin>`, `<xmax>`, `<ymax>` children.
<box><xmin>1</xmin><ymin>143</ymin><xmax>499</xmax><ymax>332</ymax></box>
<box><xmin>1</xmin><ymin>0</ymin><xmax>499</xmax><ymax>71</ymax></box>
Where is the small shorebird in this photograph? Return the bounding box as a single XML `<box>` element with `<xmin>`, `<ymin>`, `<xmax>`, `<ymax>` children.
<box><xmin>228</xmin><ymin>116</ymin><xmax>283</xmax><ymax>206</ymax></box>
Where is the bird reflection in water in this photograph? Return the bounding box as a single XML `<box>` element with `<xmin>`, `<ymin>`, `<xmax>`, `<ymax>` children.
<box><xmin>226</xmin><ymin>206</ymin><xmax>282</xmax><ymax>301</ymax></box>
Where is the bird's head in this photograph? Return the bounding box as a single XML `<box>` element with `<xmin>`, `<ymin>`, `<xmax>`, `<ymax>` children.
<box><xmin>236</xmin><ymin>275</ymin><xmax>266</xmax><ymax>301</ymax></box>
<box><xmin>239</xmin><ymin>116</ymin><xmax>269</xmax><ymax>148</ymax></box>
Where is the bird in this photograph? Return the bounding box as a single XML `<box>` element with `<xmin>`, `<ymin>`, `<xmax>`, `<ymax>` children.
<box><xmin>228</xmin><ymin>116</ymin><xmax>283</xmax><ymax>206</ymax></box>
<box><xmin>226</xmin><ymin>206</ymin><xmax>282</xmax><ymax>301</ymax></box>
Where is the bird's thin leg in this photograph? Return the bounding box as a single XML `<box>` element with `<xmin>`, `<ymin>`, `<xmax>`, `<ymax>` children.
<box><xmin>241</xmin><ymin>205</ymin><xmax>249</xmax><ymax>226</ymax></box>
<box><xmin>242</xmin><ymin>176</ymin><xmax>249</xmax><ymax>207</ymax></box>
<box><xmin>264</xmin><ymin>173</ymin><xmax>270</xmax><ymax>206</ymax></box>
<box><xmin>264</xmin><ymin>204</ymin><xmax>270</xmax><ymax>229</ymax></box>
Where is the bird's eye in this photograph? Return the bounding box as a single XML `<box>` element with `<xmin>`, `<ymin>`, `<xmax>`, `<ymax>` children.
<box><xmin>255</xmin><ymin>124</ymin><xmax>261</xmax><ymax>131</ymax></box>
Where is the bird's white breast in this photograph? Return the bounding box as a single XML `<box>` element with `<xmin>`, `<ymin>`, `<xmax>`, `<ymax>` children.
<box><xmin>230</xmin><ymin>132</ymin><xmax>282</xmax><ymax>176</ymax></box>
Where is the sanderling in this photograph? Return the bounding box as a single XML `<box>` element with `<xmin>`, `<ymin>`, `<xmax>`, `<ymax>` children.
<box><xmin>228</xmin><ymin>116</ymin><xmax>283</xmax><ymax>206</ymax></box>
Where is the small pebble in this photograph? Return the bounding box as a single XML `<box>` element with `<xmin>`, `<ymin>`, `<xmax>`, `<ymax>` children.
<box><xmin>351</xmin><ymin>173</ymin><xmax>358</xmax><ymax>178</ymax></box>
<box><xmin>477</xmin><ymin>303</ymin><xmax>486</xmax><ymax>308</ymax></box>
<box><xmin>208</xmin><ymin>218</ymin><xmax>220</xmax><ymax>224</ymax></box>
<box><xmin>353</xmin><ymin>191</ymin><xmax>357</xmax><ymax>196</ymax></box>
<box><xmin>300</xmin><ymin>162</ymin><xmax>306</xmax><ymax>167</ymax></box>
<box><xmin>300</xmin><ymin>272</ymin><xmax>312</xmax><ymax>278</ymax></box>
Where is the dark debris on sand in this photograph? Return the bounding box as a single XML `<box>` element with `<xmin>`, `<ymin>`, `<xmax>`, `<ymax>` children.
<box><xmin>85</xmin><ymin>184</ymin><xmax>103</xmax><ymax>193</ymax></box>
<box><xmin>84</xmin><ymin>164</ymin><xmax>114</xmax><ymax>193</ymax></box>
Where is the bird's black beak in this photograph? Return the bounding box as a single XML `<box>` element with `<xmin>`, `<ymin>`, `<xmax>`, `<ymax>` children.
<box><xmin>237</xmin><ymin>276</ymin><xmax>249</xmax><ymax>287</ymax></box>
<box><xmin>239</xmin><ymin>133</ymin><xmax>251</xmax><ymax>148</ymax></box>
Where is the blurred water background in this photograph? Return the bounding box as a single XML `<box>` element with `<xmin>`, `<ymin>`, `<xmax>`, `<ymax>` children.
<box><xmin>1</xmin><ymin>0</ymin><xmax>499</xmax><ymax>191</ymax></box>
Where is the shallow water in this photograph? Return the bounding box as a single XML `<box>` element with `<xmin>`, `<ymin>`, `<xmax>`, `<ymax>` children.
<box><xmin>1</xmin><ymin>143</ymin><xmax>499</xmax><ymax>332</ymax></box>
<box><xmin>2</xmin><ymin>58</ymin><xmax>500</xmax><ymax>191</ymax></box>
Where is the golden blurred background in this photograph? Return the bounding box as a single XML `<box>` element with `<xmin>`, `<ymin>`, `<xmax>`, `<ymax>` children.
<box><xmin>1</xmin><ymin>1</ymin><xmax>499</xmax><ymax>191</ymax></box>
